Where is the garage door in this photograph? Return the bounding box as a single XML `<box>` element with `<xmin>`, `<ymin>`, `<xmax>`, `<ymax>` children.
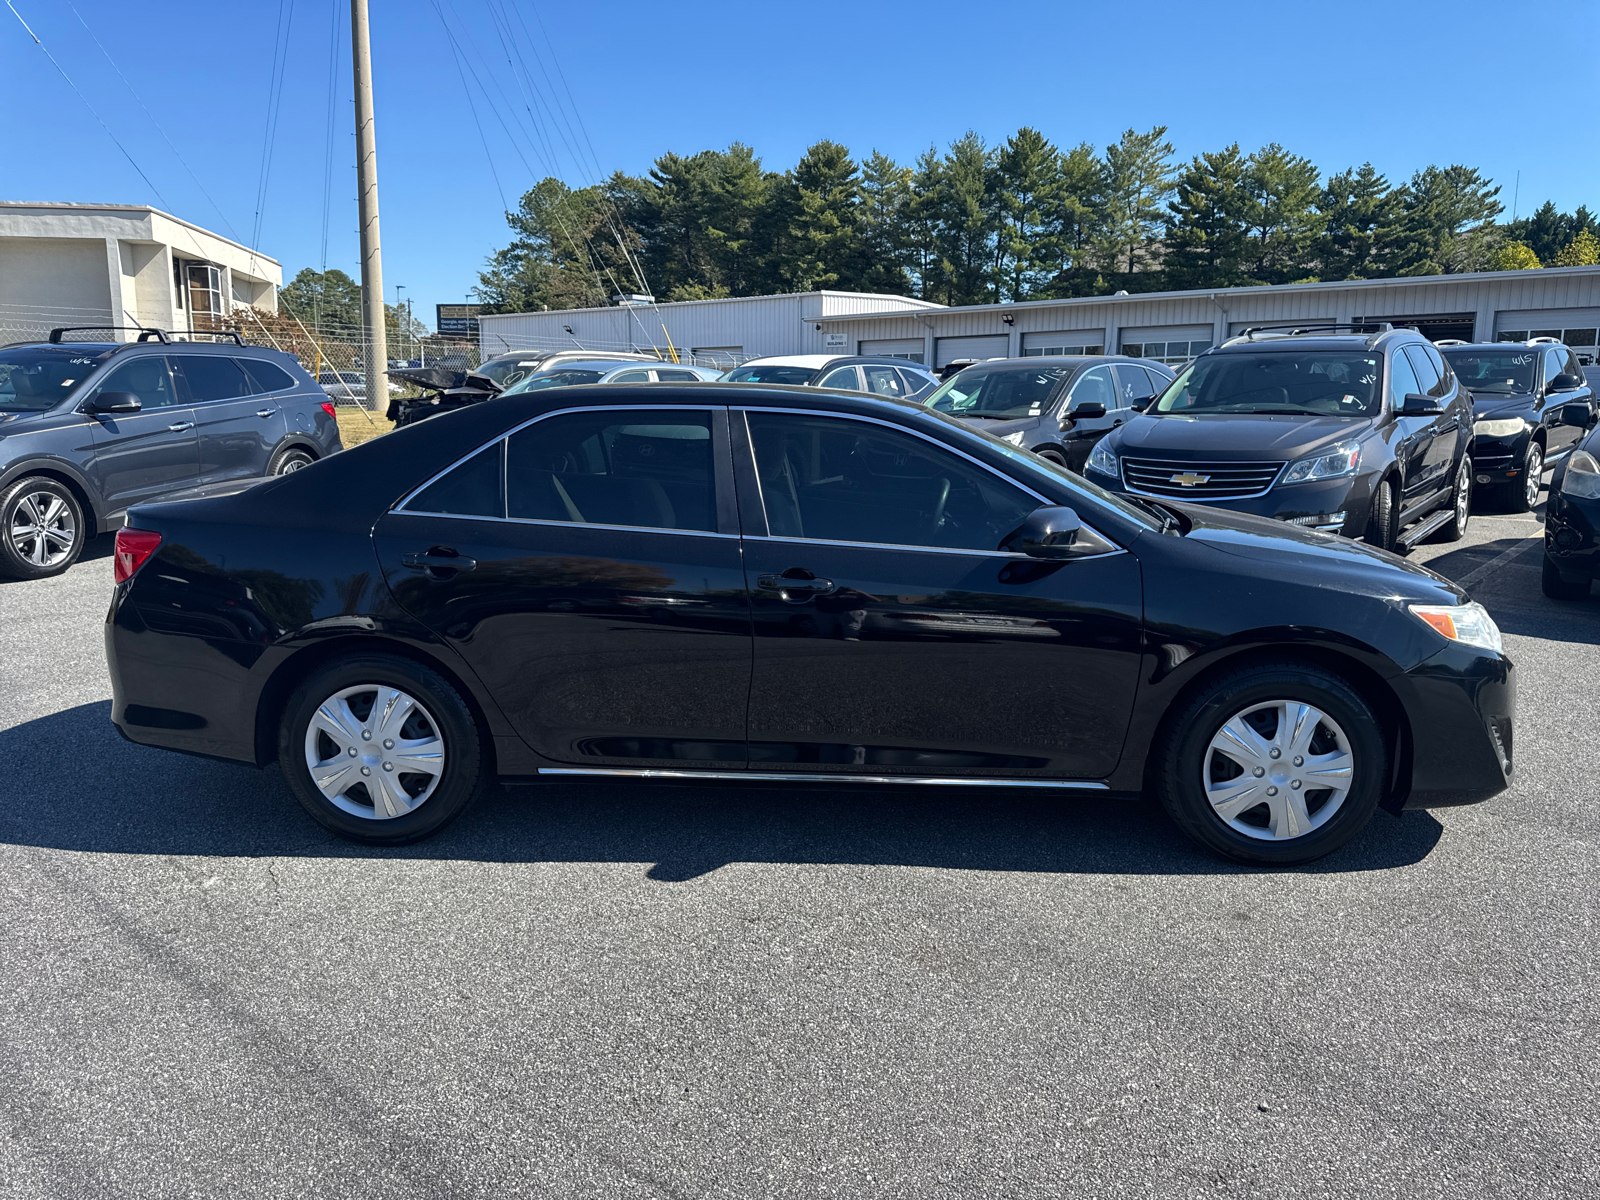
<box><xmin>1494</xmin><ymin>309</ymin><xmax>1600</xmax><ymax>364</ymax></box>
<box><xmin>1119</xmin><ymin>326</ymin><xmax>1214</xmax><ymax>366</ymax></box>
<box><xmin>1021</xmin><ymin>331</ymin><xmax>1105</xmax><ymax>356</ymax></box>
<box><xmin>934</xmin><ymin>335</ymin><xmax>1010</xmax><ymax>368</ymax></box>
<box><xmin>859</xmin><ymin>338</ymin><xmax>926</xmax><ymax>362</ymax></box>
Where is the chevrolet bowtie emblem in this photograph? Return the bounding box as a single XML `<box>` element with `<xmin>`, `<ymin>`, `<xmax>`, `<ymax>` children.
<box><xmin>1170</xmin><ymin>472</ymin><xmax>1211</xmax><ymax>487</ymax></box>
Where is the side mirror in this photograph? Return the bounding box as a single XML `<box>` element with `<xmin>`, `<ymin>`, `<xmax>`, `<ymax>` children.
<box><xmin>1000</xmin><ymin>505</ymin><xmax>1083</xmax><ymax>559</ymax></box>
<box><xmin>1549</xmin><ymin>373</ymin><xmax>1582</xmax><ymax>394</ymax></box>
<box><xmin>1129</xmin><ymin>395</ymin><xmax>1155</xmax><ymax>412</ymax></box>
<box><xmin>87</xmin><ymin>391</ymin><xmax>142</xmax><ymax>414</ymax></box>
<box><xmin>1068</xmin><ymin>400</ymin><xmax>1107</xmax><ymax>420</ymax></box>
<box><xmin>1400</xmin><ymin>393</ymin><xmax>1444</xmax><ymax>416</ymax></box>
<box><xmin>1559</xmin><ymin>402</ymin><xmax>1592</xmax><ymax>428</ymax></box>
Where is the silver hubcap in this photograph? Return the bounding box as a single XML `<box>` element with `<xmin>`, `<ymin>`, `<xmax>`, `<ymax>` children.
<box><xmin>1456</xmin><ymin>460</ymin><xmax>1471</xmax><ymax>528</ymax></box>
<box><xmin>1203</xmin><ymin>700</ymin><xmax>1354</xmax><ymax>841</ymax></box>
<box><xmin>1526</xmin><ymin>445</ymin><xmax>1543</xmax><ymax>507</ymax></box>
<box><xmin>303</xmin><ymin>684</ymin><xmax>446</xmax><ymax>819</ymax></box>
<box><xmin>278</xmin><ymin>455</ymin><xmax>310</xmax><ymax>475</ymax></box>
<box><xmin>9</xmin><ymin>490</ymin><xmax>76</xmax><ymax>567</ymax></box>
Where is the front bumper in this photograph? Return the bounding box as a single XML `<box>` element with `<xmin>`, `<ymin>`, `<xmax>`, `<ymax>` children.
<box><xmin>1468</xmin><ymin>430</ymin><xmax>1531</xmax><ymax>488</ymax></box>
<box><xmin>1544</xmin><ymin>479</ymin><xmax>1600</xmax><ymax>581</ymax></box>
<box><xmin>1082</xmin><ymin>464</ymin><xmax>1374</xmax><ymax>537</ymax></box>
<box><xmin>1390</xmin><ymin>640</ymin><xmax>1515</xmax><ymax>809</ymax></box>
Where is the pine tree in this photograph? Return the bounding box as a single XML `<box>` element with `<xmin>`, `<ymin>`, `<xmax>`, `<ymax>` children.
<box><xmin>859</xmin><ymin>151</ymin><xmax>914</xmax><ymax>294</ymax></box>
<box><xmin>994</xmin><ymin>127</ymin><xmax>1064</xmax><ymax>301</ymax></box>
<box><xmin>1164</xmin><ymin>144</ymin><xmax>1250</xmax><ymax>290</ymax></box>
<box><xmin>1097</xmin><ymin>127</ymin><xmax>1175</xmax><ymax>279</ymax></box>
<box><xmin>1387</xmin><ymin>165</ymin><xmax>1503</xmax><ymax>276</ymax></box>
<box><xmin>931</xmin><ymin>131</ymin><xmax>1001</xmax><ymax>305</ymax></box>
<box><xmin>1317</xmin><ymin>164</ymin><xmax>1402</xmax><ymax>280</ymax></box>
<box><xmin>1242</xmin><ymin>144</ymin><xmax>1322</xmax><ymax>283</ymax></box>
<box><xmin>786</xmin><ymin>141</ymin><xmax>866</xmax><ymax>291</ymax></box>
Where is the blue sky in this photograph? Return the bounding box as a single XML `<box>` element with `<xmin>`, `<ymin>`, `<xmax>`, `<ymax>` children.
<box><xmin>8</xmin><ymin>0</ymin><xmax>1596</xmax><ymax>327</ymax></box>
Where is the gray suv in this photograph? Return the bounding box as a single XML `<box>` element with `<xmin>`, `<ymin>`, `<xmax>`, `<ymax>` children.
<box><xmin>0</xmin><ymin>328</ymin><xmax>342</xmax><ymax>579</ymax></box>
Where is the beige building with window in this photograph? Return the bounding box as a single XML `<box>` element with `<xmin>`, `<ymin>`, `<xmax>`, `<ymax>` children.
<box><xmin>0</xmin><ymin>201</ymin><xmax>280</xmax><ymax>342</ymax></box>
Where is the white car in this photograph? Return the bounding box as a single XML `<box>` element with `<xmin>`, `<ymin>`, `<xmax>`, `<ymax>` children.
<box><xmin>721</xmin><ymin>354</ymin><xmax>939</xmax><ymax>400</ymax></box>
<box><xmin>499</xmin><ymin>360</ymin><xmax>724</xmax><ymax>394</ymax></box>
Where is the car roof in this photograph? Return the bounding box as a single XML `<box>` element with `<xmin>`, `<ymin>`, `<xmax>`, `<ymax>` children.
<box><xmin>735</xmin><ymin>355</ymin><xmax>837</xmax><ymax>368</ymax></box>
<box><xmin>1209</xmin><ymin>332</ymin><xmax>1418</xmax><ymax>354</ymax></box>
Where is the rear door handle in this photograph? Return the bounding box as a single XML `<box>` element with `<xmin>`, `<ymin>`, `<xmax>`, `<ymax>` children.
<box><xmin>402</xmin><ymin>548</ymin><xmax>477</xmax><ymax>574</ymax></box>
<box><xmin>256</xmin><ymin>408</ymin><xmax>279</xmax><ymax>418</ymax></box>
<box><xmin>167</xmin><ymin>421</ymin><xmax>194</xmax><ymax>432</ymax></box>
<box><xmin>758</xmin><ymin>572</ymin><xmax>835</xmax><ymax>594</ymax></box>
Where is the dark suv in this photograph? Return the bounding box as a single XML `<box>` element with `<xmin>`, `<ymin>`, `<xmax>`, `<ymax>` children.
<box><xmin>1437</xmin><ymin>338</ymin><xmax>1596</xmax><ymax>512</ymax></box>
<box><xmin>0</xmin><ymin>328</ymin><xmax>341</xmax><ymax>579</ymax></box>
<box><xmin>1081</xmin><ymin>326</ymin><xmax>1474</xmax><ymax>552</ymax></box>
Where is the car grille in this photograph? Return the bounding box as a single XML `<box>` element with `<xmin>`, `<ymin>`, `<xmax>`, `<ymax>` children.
<box><xmin>1471</xmin><ymin>450</ymin><xmax>1514</xmax><ymax>471</ymax></box>
<box><xmin>1120</xmin><ymin>457</ymin><xmax>1286</xmax><ymax>499</ymax></box>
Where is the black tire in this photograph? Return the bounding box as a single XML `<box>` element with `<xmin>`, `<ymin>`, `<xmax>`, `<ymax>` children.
<box><xmin>1505</xmin><ymin>440</ymin><xmax>1543</xmax><ymax>514</ymax></box>
<box><xmin>278</xmin><ymin>654</ymin><xmax>486</xmax><ymax>844</ymax></box>
<box><xmin>1542</xmin><ymin>552</ymin><xmax>1591</xmax><ymax>601</ymax></box>
<box><xmin>1436</xmin><ymin>455</ymin><xmax>1472</xmax><ymax>542</ymax></box>
<box><xmin>1035</xmin><ymin>447</ymin><xmax>1068</xmax><ymax>468</ymax></box>
<box><xmin>0</xmin><ymin>475</ymin><xmax>87</xmax><ymax>580</ymax></box>
<box><xmin>269</xmin><ymin>445</ymin><xmax>316</xmax><ymax>476</ymax></box>
<box><xmin>1363</xmin><ymin>476</ymin><xmax>1397</xmax><ymax>552</ymax></box>
<box><xmin>1153</xmin><ymin>660</ymin><xmax>1387</xmax><ymax>866</ymax></box>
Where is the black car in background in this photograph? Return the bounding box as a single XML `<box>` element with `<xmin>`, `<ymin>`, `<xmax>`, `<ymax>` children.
<box><xmin>1540</xmin><ymin>400</ymin><xmax>1600</xmax><ymax>599</ymax></box>
<box><xmin>921</xmin><ymin>355</ymin><xmax>1176</xmax><ymax>470</ymax></box>
<box><xmin>0</xmin><ymin>328</ymin><xmax>341</xmax><ymax>579</ymax></box>
<box><xmin>107</xmin><ymin>382</ymin><xmax>1513</xmax><ymax>867</ymax></box>
<box><xmin>1438</xmin><ymin>339</ymin><xmax>1596</xmax><ymax>512</ymax></box>
<box><xmin>1083</xmin><ymin>327</ymin><xmax>1474</xmax><ymax>552</ymax></box>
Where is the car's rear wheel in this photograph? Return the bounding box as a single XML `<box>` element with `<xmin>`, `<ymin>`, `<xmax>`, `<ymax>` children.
<box><xmin>1363</xmin><ymin>477</ymin><xmax>1397</xmax><ymax>552</ymax></box>
<box><xmin>1436</xmin><ymin>455</ymin><xmax>1471</xmax><ymax>542</ymax></box>
<box><xmin>1542</xmin><ymin>552</ymin><xmax>1591</xmax><ymax>601</ymax></box>
<box><xmin>1154</xmin><ymin>661</ymin><xmax>1386</xmax><ymax>865</ymax></box>
<box><xmin>1505</xmin><ymin>440</ymin><xmax>1543</xmax><ymax>513</ymax></box>
<box><xmin>278</xmin><ymin>655</ymin><xmax>486</xmax><ymax>844</ymax></box>
<box><xmin>0</xmin><ymin>476</ymin><xmax>86</xmax><ymax>580</ymax></box>
<box><xmin>269</xmin><ymin>445</ymin><xmax>316</xmax><ymax>476</ymax></box>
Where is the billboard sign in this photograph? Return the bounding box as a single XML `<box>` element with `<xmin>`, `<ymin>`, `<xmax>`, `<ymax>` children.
<box><xmin>436</xmin><ymin>303</ymin><xmax>483</xmax><ymax>335</ymax></box>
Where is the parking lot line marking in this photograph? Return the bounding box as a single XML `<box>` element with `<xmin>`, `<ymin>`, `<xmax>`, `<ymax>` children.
<box><xmin>1455</xmin><ymin>537</ymin><xmax>1542</xmax><ymax>591</ymax></box>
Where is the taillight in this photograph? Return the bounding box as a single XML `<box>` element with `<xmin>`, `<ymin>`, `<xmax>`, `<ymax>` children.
<box><xmin>320</xmin><ymin>400</ymin><xmax>337</xmax><ymax>419</ymax></box>
<box><xmin>114</xmin><ymin>527</ymin><xmax>162</xmax><ymax>583</ymax></box>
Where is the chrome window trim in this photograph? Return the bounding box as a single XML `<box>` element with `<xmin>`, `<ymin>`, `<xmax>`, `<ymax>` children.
<box><xmin>735</xmin><ymin>403</ymin><xmax>1125</xmax><ymax>555</ymax></box>
<box><xmin>392</xmin><ymin>403</ymin><xmax>723</xmax><ymax>515</ymax></box>
<box><xmin>392</xmin><ymin>510</ymin><xmax>739</xmax><ymax>539</ymax></box>
<box><xmin>538</xmin><ymin>767</ymin><xmax>1110</xmax><ymax>790</ymax></box>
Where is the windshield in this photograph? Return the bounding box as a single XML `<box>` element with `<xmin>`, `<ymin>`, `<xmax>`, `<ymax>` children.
<box><xmin>478</xmin><ymin>358</ymin><xmax>544</xmax><ymax>388</ymax></box>
<box><xmin>722</xmin><ymin>365</ymin><xmax>817</xmax><ymax>385</ymax></box>
<box><xmin>0</xmin><ymin>347</ymin><xmax>115</xmax><ymax>411</ymax></box>
<box><xmin>924</xmin><ymin>365</ymin><xmax>1072</xmax><ymax>419</ymax></box>
<box><xmin>504</xmin><ymin>369</ymin><xmax>604</xmax><ymax>392</ymax></box>
<box><xmin>1153</xmin><ymin>351</ymin><xmax>1381</xmax><ymax>417</ymax></box>
<box><xmin>1440</xmin><ymin>349</ymin><xmax>1538</xmax><ymax>396</ymax></box>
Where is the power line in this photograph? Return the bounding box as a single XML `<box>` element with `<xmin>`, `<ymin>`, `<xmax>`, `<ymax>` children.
<box><xmin>250</xmin><ymin>0</ymin><xmax>298</xmax><ymax>256</ymax></box>
<box><xmin>6</xmin><ymin>1</ymin><xmax>171</xmax><ymax>210</ymax></box>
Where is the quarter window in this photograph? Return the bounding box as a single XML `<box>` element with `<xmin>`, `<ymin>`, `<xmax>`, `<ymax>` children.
<box><xmin>505</xmin><ymin>409</ymin><xmax>718</xmax><ymax>532</ymax></box>
<box><xmin>239</xmin><ymin>358</ymin><xmax>297</xmax><ymax>393</ymax></box>
<box><xmin>746</xmin><ymin>411</ymin><xmax>1038</xmax><ymax>553</ymax></box>
<box><xmin>89</xmin><ymin>357</ymin><xmax>177</xmax><ymax>408</ymax></box>
<box><xmin>405</xmin><ymin>443</ymin><xmax>505</xmax><ymax>518</ymax></box>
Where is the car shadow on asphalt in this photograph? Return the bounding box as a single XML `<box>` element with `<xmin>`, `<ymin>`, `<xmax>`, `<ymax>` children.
<box><xmin>1</xmin><ymin>702</ymin><xmax>1445</xmax><ymax>879</ymax></box>
<box><xmin>0</xmin><ymin>533</ymin><xmax>113</xmax><ymax>586</ymax></box>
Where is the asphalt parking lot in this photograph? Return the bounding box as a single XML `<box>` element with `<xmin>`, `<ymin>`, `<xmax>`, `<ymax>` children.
<box><xmin>3</xmin><ymin>487</ymin><xmax>1598</xmax><ymax>1198</ymax></box>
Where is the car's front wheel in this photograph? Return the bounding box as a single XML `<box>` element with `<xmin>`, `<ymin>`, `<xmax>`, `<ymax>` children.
<box><xmin>1035</xmin><ymin>447</ymin><xmax>1068</xmax><ymax>468</ymax></box>
<box><xmin>1541</xmin><ymin>552</ymin><xmax>1591</xmax><ymax>601</ymax></box>
<box><xmin>0</xmin><ymin>476</ymin><xmax>86</xmax><ymax>580</ymax></box>
<box><xmin>1154</xmin><ymin>661</ymin><xmax>1387</xmax><ymax>865</ymax></box>
<box><xmin>278</xmin><ymin>655</ymin><xmax>486</xmax><ymax>843</ymax></box>
<box><xmin>1363</xmin><ymin>477</ymin><xmax>1398</xmax><ymax>552</ymax></box>
<box><xmin>1505</xmin><ymin>440</ymin><xmax>1544</xmax><ymax>513</ymax></box>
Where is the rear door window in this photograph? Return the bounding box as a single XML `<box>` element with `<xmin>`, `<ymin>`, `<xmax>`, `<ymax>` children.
<box><xmin>1111</xmin><ymin>364</ymin><xmax>1155</xmax><ymax>407</ymax></box>
<box><xmin>505</xmin><ymin>409</ymin><xmax>719</xmax><ymax>532</ymax></box>
<box><xmin>862</xmin><ymin>365</ymin><xmax>906</xmax><ymax>397</ymax></box>
<box><xmin>172</xmin><ymin>355</ymin><xmax>252</xmax><ymax>403</ymax></box>
<box><xmin>610</xmin><ymin>369</ymin><xmax>652</xmax><ymax>383</ymax></box>
<box><xmin>655</xmin><ymin>369</ymin><xmax>701</xmax><ymax>382</ymax></box>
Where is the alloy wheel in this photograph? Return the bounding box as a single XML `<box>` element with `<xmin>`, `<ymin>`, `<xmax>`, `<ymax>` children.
<box><xmin>9</xmin><ymin>490</ymin><xmax>76</xmax><ymax>569</ymax></box>
<box><xmin>303</xmin><ymin>684</ymin><xmax>446</xmax><ymax>819</ymax></box>
<box><xmin>1202</xmin><ymin>699</ymin><xmax>1354</xmax><ymax>841</ymax></box>
<box><xmin>1455</xmin><ymin>458</ymin><xmax>1471</xmax><ymax>533</ymax></box>
<box><xmin>1525</xmin><ymin>443</ymin><xmax>1544</xmax><ymax>509</ymax></box>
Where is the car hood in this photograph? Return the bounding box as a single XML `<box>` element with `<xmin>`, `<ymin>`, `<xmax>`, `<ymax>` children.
<box><xmin>1113</xmin><ymin>412</ymin><xmax>1364</xmax><ymax>460</ymax></box>
<box><xmin>1163</xmin><ymin>499</ymin><xmax>1465</xmax><ymax>605</ymax></box>
<box><xmin>0</xmin><ymin>410</ymin><xmax>54</xmax><ymax>432</ymax></box>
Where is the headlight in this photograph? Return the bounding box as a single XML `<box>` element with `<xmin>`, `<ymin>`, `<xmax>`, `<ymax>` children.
<box><xmin>1086</xmin><ymin>438</ymin><xmax>1118</xmax><ymax>476</ymax></box>
<box><xmin>1281</xmin><ymin>440</ymin><xmax>1361</xmax><ymax>484</ymax></box>
<box><xmin>1001</xmin><ymin>430</ymin><xmax>1027</xmax><ymax>446</ymax></box>
<box><xmin>1408</xmin><ymin>601</ymin><xmax>1503</xmax><ymax>654</ymax></box>
<box><xmin>1561</xmin><ymin>449</ymin><xmax>1600</xmax><ymax>499</ymax></box>
<box><xmin>1473</xmin><ymin>417</ymin><xmax>1525</xmax><ymax>438</ymax></box>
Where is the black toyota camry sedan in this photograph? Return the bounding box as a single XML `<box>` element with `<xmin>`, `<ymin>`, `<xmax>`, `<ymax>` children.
<box><xmin>106</xmin><ymin>384</ymin><xmax>1515</xmax><ymax>866</ymax></box>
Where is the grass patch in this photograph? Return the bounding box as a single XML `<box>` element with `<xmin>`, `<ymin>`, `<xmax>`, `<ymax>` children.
<box><xmin>336</xmin><ymin>407</ymin><xmax>391</xmax><ymax>447</ymax></box>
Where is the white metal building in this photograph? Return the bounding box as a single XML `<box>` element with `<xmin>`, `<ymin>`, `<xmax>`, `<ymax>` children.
<box><xmin>0</xmin><ymin>201</ymin><xmax>281</xmax><ymax>341</ymax></box>
<box><xmin>476</xmin><ymin>290</ymin><xmax>944</xmax><ymax>367</ymax></box>
<box><xmin>806</xmin><ymin>265</ymin><xmax>1600</xmax><ymax>369</ymax></box>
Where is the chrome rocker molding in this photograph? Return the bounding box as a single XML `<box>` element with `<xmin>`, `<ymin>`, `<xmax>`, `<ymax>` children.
<box><xmin>537</xmin><ymin>767</ymin><xmax>1110</xmax><ymax>789</ymax></box>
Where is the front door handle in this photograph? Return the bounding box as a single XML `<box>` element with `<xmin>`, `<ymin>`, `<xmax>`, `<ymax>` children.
<box><xmin>256</xmin><ymin>408</ymin><xmax>279</xmax><ymax>419</ymax></box>
<box><xmin>758</xmin><ymin>571</ymin><xmax>836</xmax><ymax>595</ymax></box>
<box><xmin>167</xmin><ymin>421</ymin><xmax>194</xmax><ymax>432</ymax></box>
<box><xmin>402</xmin><ymin>547</ymin><xmax>477</xmax><ymax>574</ymax></box>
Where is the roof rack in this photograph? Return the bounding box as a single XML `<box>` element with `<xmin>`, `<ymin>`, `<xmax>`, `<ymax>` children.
<box><xmin>49</xmin><ymin>325</ymin><xmax>169</xmax><ymax>344</ymax></box>
<box><xmin>1230</xmin><ymin>322</ymin><xmax>1393</xmax><ymax>343</ymax></box>
<box><xmin>1527</xmin><ymin>336</ymin><xmax>1563</xmax><ymax>345</ymax></box>
<box><xmin>169</xmin><ymin>330</ymin><xmax>245</xmax><ymax>345</ymax></box>
<box><xmin>1434</xmin><ymin>338</ymin><xmax>1470</xmax><ymax>347</ymax></box>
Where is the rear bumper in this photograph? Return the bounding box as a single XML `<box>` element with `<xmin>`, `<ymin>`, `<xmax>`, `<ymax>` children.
<box><xmin>1390</xmin><ymin>641</ymin><xmax>1515</xmax><ymax>809</ymax></box>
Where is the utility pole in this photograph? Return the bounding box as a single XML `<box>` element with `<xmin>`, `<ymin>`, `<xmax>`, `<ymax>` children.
<box><xmin>351</xmin><ymin>0</ymin><xmax>387</xmax><ymax>407</ymax></box>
